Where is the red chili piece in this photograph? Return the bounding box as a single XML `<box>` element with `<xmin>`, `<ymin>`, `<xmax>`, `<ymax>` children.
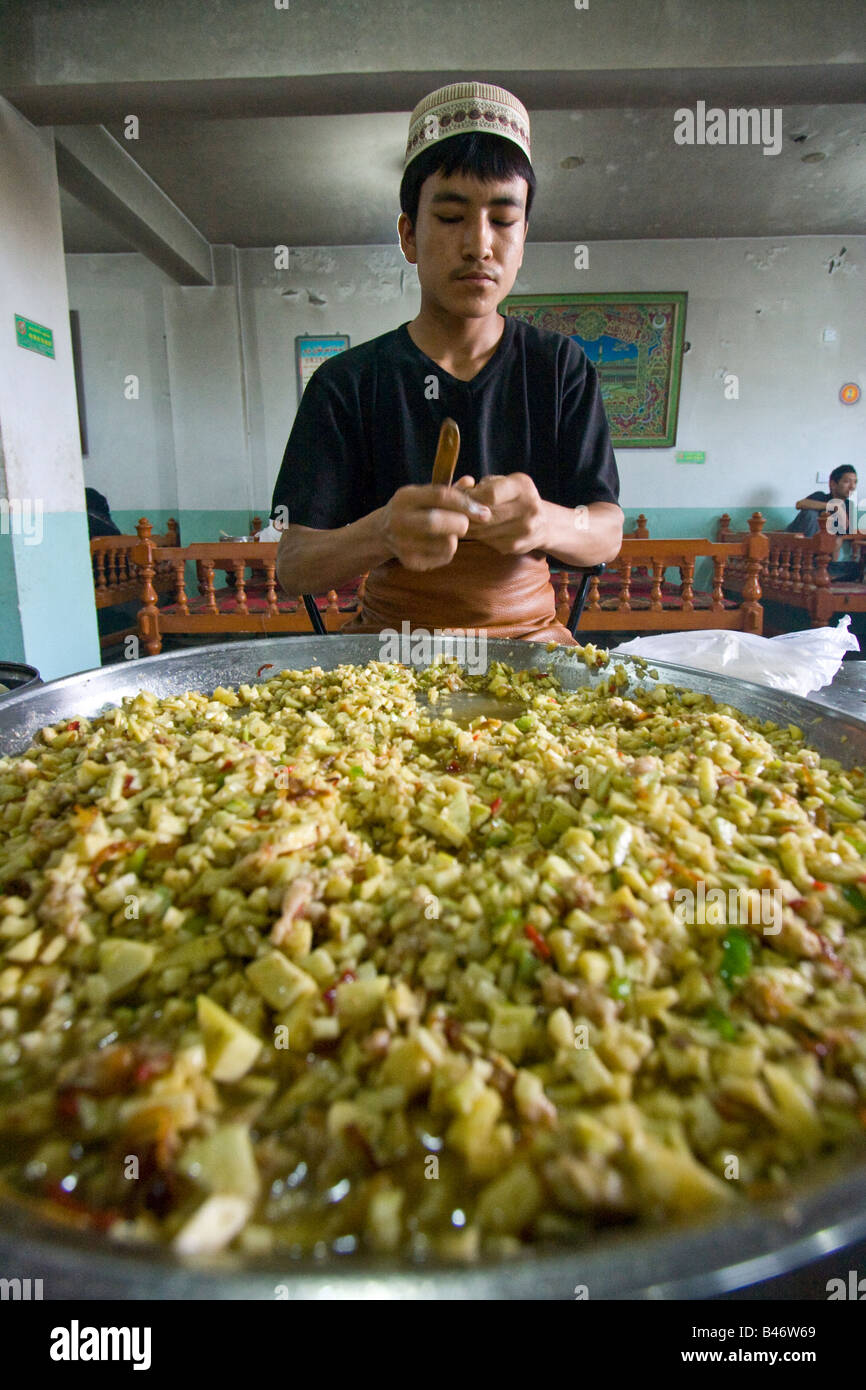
<box><xmin>489</xmin><ymin>797</ymin><xmax>502</xmax><ymax>816</ymax></box>
<box><xmin>524</xmin><ymin>924</ymin><xmax>551</xmax><ymax>960</ymax></box>
<box><xmin>257</xmin><ymin>664</ymin><xmax>275</xmax><ymax>677</ymax></box>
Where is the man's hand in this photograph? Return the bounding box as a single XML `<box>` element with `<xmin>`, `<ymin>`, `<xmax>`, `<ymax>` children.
<box><xmin>463</xmin><ymin>473</ymin><xmax>548</xmax><ymax>555</ymax></box>
<box><xmin>380</xmin><ymin>481</ymin><xmax>491</xmax><ymax>571</ymax></box>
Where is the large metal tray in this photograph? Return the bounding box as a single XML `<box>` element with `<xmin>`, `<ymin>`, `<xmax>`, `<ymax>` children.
<box><xmin>1</xmin><ymin>635</ymin><xmax>865</xmax><ymax>1299</ymax></box>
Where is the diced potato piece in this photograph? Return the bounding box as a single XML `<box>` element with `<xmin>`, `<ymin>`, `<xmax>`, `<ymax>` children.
<box><xmin>380</xmin><ymin>1037</ymin><xmax>433</xmax><ymax>1099</ymax></box>
<box><xmin>763</xmin><ymin>1063</ymin><xmax>823</xmax><ymax>1147</ymax></box>
<box><xmin>97</xmin><ymin>938</ymin><xmax>155</xmax><ymax>998</ymax></box>
<box><xmin>476</xmin><ymin>1161</ymin><xmax>543</xmax><ymax>1234</ymax></box>
<box><xmin>514</xmin><ymin>1069</ymin><xmax>557</xmax><ymax>1125</ymax></box>
<box><xmin>180</xmin><ymin>1122</ymin><xmax>260</xmax><ymax>1201</ymax></box>
<box><xmin>627</xmin><ymin>1134</ymin><xmax>732</xmax><ymax>1214</ymax></box>
<box><xmin>173</xmin><ymin>1194</ymin><xmax>251</xmax><ymax>1255</ymax></box>
<box><xmin>489</xmin><ymin>1004</ymin><xmax>537</xmax><ymax>1063</ymax></box>
<box><xmin>577</xmin><ymin>950</ymin><xmax>609</xmax><ymax>985</ymax></box>
<box><xmin>246</xmin><ymin>951</ymin><xmax>317</xmax><ymax>1010</ymax></box>
<box><xmin>196</xmin><ymin>995</ymin><xmax>262</xmax><ymax>1082</ymax></box>
<box><xmin>275</xmin><ymin>994</ymin><xmax>317</xmax><ymax>1052</ymax></box>
<box><xmin>548</xmin><ymin>929</ymin><xmax>580</xmax><ymax>974</ymax></box>
<box><xmin>336</xmin><ymin>975</ymin><xmax>390</xmax><ymax>1026</ymax></box>
<box><xmin>366</xmin><ymin>1185</ymin><xmax>404</xmax><ymax>1253</ymax></box>
<box><xmin>548</xmin><ymin>1007</ymin><xmax>576</xmax><ymax>1051</ymax></box>
<box><xmin>447</xmin><ymin>1087</ymin><xmax>512</xmax><ymax>1177</ymax></box>
<box><xmin>6</xmin><ymin>929</ymin><xmax>43</xmax><ymax>963</ymax></box>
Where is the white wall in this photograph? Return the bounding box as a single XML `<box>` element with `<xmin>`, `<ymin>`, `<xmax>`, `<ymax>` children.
<box><xmin>0</xmin><ymin>98</ymin><xmax>99</xmax><ymax>677</ymax></box>
<box><xmin>64</xmin><ymin>235</ymin><xmax>865</xmax><ymax>521</ymax></box>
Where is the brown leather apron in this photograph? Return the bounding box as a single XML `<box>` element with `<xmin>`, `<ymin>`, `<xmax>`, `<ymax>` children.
<box><xmin>341</xmin><ymin>540</ymin><xmax>577</xmax><ymax>645</ymax></box>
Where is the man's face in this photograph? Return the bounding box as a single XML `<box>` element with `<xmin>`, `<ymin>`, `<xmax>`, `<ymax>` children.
<box><xmin>831</xmin><ymin>471</ymin><xmax>857</xmax><ymax>498</ymax></box>
<box><xmin>398</xmin><ymin>168</ymin><xmax>529</xmax><ymax>318</ymax></box>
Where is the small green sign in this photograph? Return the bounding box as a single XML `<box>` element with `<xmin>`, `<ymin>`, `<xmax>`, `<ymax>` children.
<box><xmin>15</xmin><ymin>314</ymin><xmax>54</xmax><ymax>359</ymax></box>
<box><xmin>675</xmin><ymin>450</ymin><xmax>705</xmax><ymax>464</ymax></box>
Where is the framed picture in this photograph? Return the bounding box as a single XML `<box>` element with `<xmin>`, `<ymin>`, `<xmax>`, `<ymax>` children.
<box><xmin>504</xmin><ymin>292</ymin><xmax>688</xmax><ymax>447</ymax></box>
<box><xmin>295</xmin><ymin>334</ymin><xmax>350</xmax><ymax>398</ymax></box>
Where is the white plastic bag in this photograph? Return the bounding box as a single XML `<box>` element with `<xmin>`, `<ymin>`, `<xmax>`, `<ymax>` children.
<box><xmin>611</xmin><ymin>616</ymin><xmax>860</xmax><ymax>697</ymax></box>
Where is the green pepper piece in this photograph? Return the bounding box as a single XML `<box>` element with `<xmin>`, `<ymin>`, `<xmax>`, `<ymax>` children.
<box><xmin>705</xmin><ymin>1006</ymin><xmax>737</xmax><ymax>1041</ymax></box>
<box><xmin>609</xmin><ymin>976</ymin><xmax>632</xmax><ymax>1000</ymax></box>
<box><xmin>348</xmin><ymin>766</ymin><xmax>364</xmax><ymax>778</ymax></box>
<box><xmin>720</xmin><ymin>927</ymin><xmax>753</xmax><ymax>987</ymax></box>
<box><xmin>128</xmin><ymin>845</ymin><xmax>147</xmax><ymax>875</ymax></box>
<box><xmin>514</xmin><ymin>715</ymin><xmax>534</xmax><ymax>733</ymax></box>
<box><xmin>842</xmin><ymin>885</ymin><xmax>866</xmax><ymax>916</ymax></box>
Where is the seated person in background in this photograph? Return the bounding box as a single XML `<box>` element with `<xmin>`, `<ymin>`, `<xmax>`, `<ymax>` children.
<box><xmin>85</xmin><ymin>487</ymin><xmax>121</xmax><ymax>540</ymax></box>
<box><xmin>786</xmin><ymin>466</ymin><xmax>860</xmax><ymax>580</ymax></box>
<box><xmin>270</xmin><ymin>82</ymin><xmax>623</xmax><ymax>645</ymax></box>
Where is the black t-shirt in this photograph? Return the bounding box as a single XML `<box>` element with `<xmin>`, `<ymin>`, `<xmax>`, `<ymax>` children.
<box><xmin>785</xmin><ymin>490</ymin><xmax>831</xmax><ymax>534</ymax></box>
<box><xmin>271</xmin><ymin>316</ymin><xmax>619</xmax><ymax>529</ymax></box>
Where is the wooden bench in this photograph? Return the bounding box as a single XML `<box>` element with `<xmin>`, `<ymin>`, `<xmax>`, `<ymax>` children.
<box><xmin>91</xmin><ymin>518</ymin><xmax>181</xmax><ymax>650</ymax></box>
<box><xmin>718</xmin><ymin>511</ymin><xmax>866</xmax><ymax>628</ymax></box>
<box><xmin>132</xmin><ymin>521</ymin><xmax>363</xmax><ymax>656</ymax></box>
<box><xmin>554</xmin><ymin>517</ymin><xmax>768</xmax><ymax>633</ymax></box>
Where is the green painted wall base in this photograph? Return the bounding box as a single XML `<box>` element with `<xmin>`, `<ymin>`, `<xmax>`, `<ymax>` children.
<box><xmin>0</xmin><ymin>512</ymin><xmax>100</xmax><ymax>681</ymax></box>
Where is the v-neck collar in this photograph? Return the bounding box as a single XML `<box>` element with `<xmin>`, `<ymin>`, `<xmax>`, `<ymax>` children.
<box><xmin>400</xmin><ymin>315</ymin><xmax>514</xmax><ymax>389</ymax></box>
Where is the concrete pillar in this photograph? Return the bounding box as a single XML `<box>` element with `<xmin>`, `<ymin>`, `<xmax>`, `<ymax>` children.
<box><xmin>0</xmin><ymin>96</ymin><xmax>100</xmax><ymax>680</ymax></box>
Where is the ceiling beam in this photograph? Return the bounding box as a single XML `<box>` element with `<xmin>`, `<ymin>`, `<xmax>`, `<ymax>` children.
<box><xmin>5</xmin><ymin>65</ymin><xmax>866</xmax><ymax>127</ymax></box>
<box><xmin>53</xmin><ymin>126</ymin><xmax>213</xmax><ymax>285</ymax></box>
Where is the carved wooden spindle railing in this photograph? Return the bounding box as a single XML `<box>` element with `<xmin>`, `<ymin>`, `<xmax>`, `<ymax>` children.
<box><xmin>790</xmin><ymin>540</ymin><xmax>805</xmax><ymax>596</ymax></box>
<box><xmin>171</xmin><ymin>559</ymin><xmax>187</xmax><ymax>615</ymax></box>
<box><xmin>742</xmin><ymin>513</ymin><xmax>767</xmax><ymax>632</ymax></box>
<box><xmin>617</xmin><ymin>561</ymin><xmax>632</xmax><ymax>611</ymax></box>
<box><xmin>649</xmin><ymin>558</ymin><xmax>663</xmax><ymax>611</ymax></box>
<box><xmin>132</xmin><ymin>517</ymin><xmax>162</xmax><ymax>656</ymax></box>
<box><xmin>554</xmin><ymin>571</ymin><xmax>571</xmax><ymax>626</ymax></box>
<box><xmin>200</xmin><ymin>561</ymin><xmax>218</xmax><ymax>614</ymax></box>
<box><xmin>232</xmin><ymin>561</ymin><xmax>249</xmax><ymax>615</ymax></box>
<box><xmin>93</xmin><ymin>549</ymin><xmax>107</xmax><ymax>595</ymax></box>
<box><xmin>251</xmin><ymin>516</ymin><xmax>263</xmax><ymax>535</ymax></box>
<box><xmin>712</xmin><ymin>556</ymin><xmax>725</xmax><ymax>609</ymax></box>
<box><xmin>812</xmin><ymin>512</ymin><xmax>834</xmax><ymax>593</ymax></box>
<box><xmin>680</xmin><ymin>557</ymin><xmax>695</xmax><ymax>612</ymax></box>
<box><xmin>718</xmin><ymin>513</ymin><xmax>733</xmax><ymax>544</ymax></box>
<box><xmin>633</xmin><ymin>514</ymin><xmax>650</xmax><ymax>540</ymax></box>
<box><xmin>586</xmin><ymin>570</ymin><xmax>601</xmax><ymax>611</ymax></box>
<box><xmin>264</xmin><ymin>561</ymin><xmax>279</xmax><ymax>616</ymax></box>
<box><xmin>324</xmin><ymin>590</ymin><xmax>340</xmax><ymax>627</ymax></box>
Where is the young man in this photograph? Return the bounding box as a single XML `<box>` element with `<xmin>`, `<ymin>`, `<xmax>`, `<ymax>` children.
<box><xmin>271</xmin><ymin>82</ymin><xmax>623</xmax><ymax>643</ymax></box>
<box><xmin>786</xmin><ymin>465</ymin><xmax>858</xmax><ymax>537</ymax></box>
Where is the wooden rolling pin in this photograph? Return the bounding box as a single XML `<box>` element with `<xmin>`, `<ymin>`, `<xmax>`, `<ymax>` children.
<box><xmin>431</xmin><ymin>418</ymin><xmax>461</xmax><ymax>486</ymax></box>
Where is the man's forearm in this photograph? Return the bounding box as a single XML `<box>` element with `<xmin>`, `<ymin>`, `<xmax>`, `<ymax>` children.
<box><xmin>540</xmin><ymin>500</ymin><xmax>624</xmax><ymax>567</ymax></box>
<box><xmin>276</xmin><ymin>512</ymin><xmax>391</xmax><ymax>595</ymax></box>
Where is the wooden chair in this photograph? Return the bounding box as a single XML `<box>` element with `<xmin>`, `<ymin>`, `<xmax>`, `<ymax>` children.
<box><xmin>554</xmin><ymin>517</ymin><xmax>768</xmax><ymax>634</ymax></box>
<box><xmin>92</xmin><ymin>517</ymin><xmax>180</xmax><ymax>650</ymax></box>
<box><xmin>132</xmin><ymin>521</ymin><xmax>364</xmax><ymax>656</ymax></box>
<box><xmin>720</xmin><ymin>511</ymin><xmax>866</xmax><ymax>628</ymax></box>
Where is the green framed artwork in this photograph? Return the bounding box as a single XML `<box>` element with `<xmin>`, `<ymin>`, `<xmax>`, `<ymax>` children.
<box><xmin>504</xmin><ymin>292</ymin><xmax>688</xmax><ymax>447</ymax></box>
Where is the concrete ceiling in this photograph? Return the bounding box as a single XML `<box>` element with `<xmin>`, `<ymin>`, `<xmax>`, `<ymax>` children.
<box><xmin>56</xmin><ymin>104</ymin><xmax>866</xmax><ymax>252</ymax></box>
<box><xmin>2</xmin><ymin>0</ymin><xmax>865</xmax><ymax>258</ymax></box>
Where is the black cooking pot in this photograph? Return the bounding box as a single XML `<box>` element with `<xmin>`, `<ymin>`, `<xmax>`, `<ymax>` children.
<box><xmin>0</xmin><ymin>661</ymin><xmax>41</xmax><ymax>699</ymax></box>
